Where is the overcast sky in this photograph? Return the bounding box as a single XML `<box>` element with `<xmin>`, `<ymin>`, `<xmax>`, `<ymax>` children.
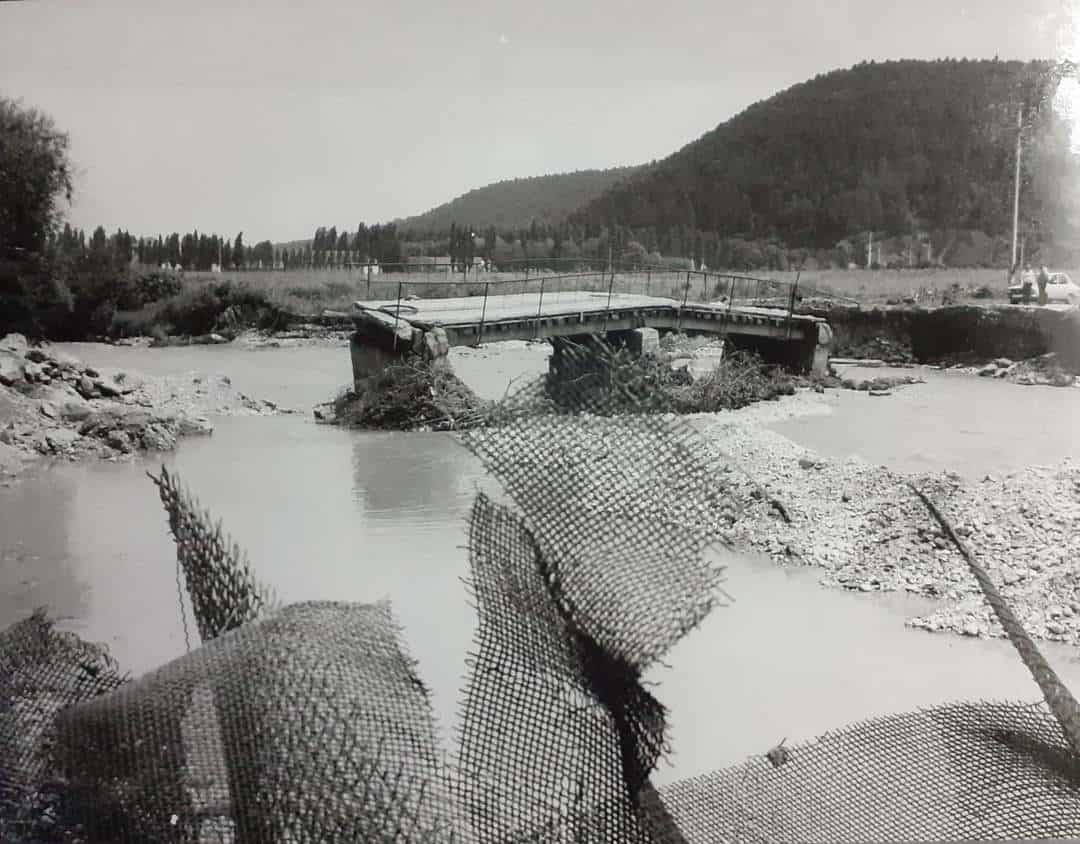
<box><xmin>1</xmin><ymin>0</ymin><xmax>1075</xmax><ymax>242</ymax></box>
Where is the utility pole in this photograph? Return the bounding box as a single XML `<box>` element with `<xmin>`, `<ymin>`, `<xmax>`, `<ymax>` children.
<box><xmin>1010</xmin><ymin>104</ymin><xmax>1023</xmax><ymax>277</ymax></box>
<box><xmin>867</xmin><ymin>232</ymin><xmax>873</xmax><ymax>269</ymax></box>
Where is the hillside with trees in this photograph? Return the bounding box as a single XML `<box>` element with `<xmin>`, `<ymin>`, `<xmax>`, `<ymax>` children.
<box><xmin>396</xmin><ymin>167</ymin><xmax>641</xmax><ymax>234</ymax></box>
<box><xmin>573</xmin><ymin>59</ymin><xmax>1079</xmax><ymax>270</ymax></box>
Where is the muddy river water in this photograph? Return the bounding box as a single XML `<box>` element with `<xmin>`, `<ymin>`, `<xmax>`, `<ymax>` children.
<box><xmin>3</xmin><ymin>340</ymin><xmax>1080</xmax><ymax>784</ymax></box>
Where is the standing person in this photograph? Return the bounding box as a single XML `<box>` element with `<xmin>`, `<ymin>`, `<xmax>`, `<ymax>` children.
<box><xmin>1037</xmin><ymin>265</ymin><xmax>1050</xmax><ymax>305</ymax></box>
<box><xmin>1021</xmin><ymin>264</ymin><xmax>1035</xmax><ymax>304</ymax></box>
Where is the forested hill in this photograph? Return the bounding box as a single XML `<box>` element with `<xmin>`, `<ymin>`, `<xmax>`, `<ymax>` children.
<box><xmin>397</xmin><ymin>167</ymin><xmax>641</xmax><ymax>234</ymax></box>
<box><xmin>574</xmin><ymin>59</ymin><xmax>1078</xmax><ymax>259</ymax></box>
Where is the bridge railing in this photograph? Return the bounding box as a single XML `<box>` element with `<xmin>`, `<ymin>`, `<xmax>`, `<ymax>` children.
<box><xmin>358</xmin><ymin>267</ymin><xmax>819</xmax><ymax>345</ymax></box>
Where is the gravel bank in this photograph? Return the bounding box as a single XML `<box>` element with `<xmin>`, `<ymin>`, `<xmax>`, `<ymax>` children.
<box><xmin>692</xmin><ymin>398</ymin><xmax>1080</xmax><ymax>647</ymax></box>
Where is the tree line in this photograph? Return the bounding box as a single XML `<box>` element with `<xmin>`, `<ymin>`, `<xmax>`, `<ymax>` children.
<box><xmin>49</xmin><ymin>225</ymin><xmax>276</xmax><ymax>272</ymax></box>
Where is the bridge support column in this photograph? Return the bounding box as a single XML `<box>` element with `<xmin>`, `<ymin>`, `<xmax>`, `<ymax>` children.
<box><xmin>811</xmin><ymin>322</ymin><xmax>833</xmax><ymax>377</ymax></box>
<box><xmin>546</xmin><ymin>329</ymin><xmax>662</xmax><ymax>408</ymax></box>
<box><xmin>622</xmin><ymin>327</ymin><xmax>660</xmax><ymax>356</ymax></box>
<box><xmin>349</xmin><ymin>326</ymin><xmax>450</xmax><ymax>390</ymax></box>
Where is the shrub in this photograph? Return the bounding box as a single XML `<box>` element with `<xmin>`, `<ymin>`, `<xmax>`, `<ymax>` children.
<box><xmin>109</xmin><ymin>280</ymin><xmax>292</xmax><ymax>339</ymax></box>
<box><xmin>150</xmin><ymin>283</ymin><xmax>291</xmax><ymax>335</ymax></box>
<box><xmin>116</xmin><ymin>269</ymin><xmax>184</xmax><ymax>309</ymax></box>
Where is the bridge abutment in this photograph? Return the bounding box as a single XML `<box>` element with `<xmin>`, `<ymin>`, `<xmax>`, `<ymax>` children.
<box><xmin>721</xmin><ymin>322</ymin><xmax>832</xmax><ymax>376</ymax></box>
<box><xmin>350</xmin><ymin>321</ymin><xmax>451</xmax><ymax>390</ymax></box>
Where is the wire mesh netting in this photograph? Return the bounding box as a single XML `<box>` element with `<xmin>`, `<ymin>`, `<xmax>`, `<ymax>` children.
<box><xmin>2</xmin><ymin>336</ymin><xmax>1080</xmax><ymax>842</ymax></box>
<box><xmin>662</xmin><ymin>700</ymin><xmax>1080</xmax><ymax>842</ymax></box>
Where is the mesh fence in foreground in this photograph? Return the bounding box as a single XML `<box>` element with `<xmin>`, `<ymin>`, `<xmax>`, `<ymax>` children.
<box><xmin>2</xmin><ymin>337</ymin><xmax>1079</xmax><ymax>842</ymax></box>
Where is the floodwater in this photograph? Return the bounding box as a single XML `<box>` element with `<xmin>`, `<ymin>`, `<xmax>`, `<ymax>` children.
<box><xmin>2</xmin><ymin>341</ymin><xmax>1080</xmax><ymax>785</ymax></box>
<box><xmin>773</xmin><ymin>363</ymin><xmax>1080</xmax><ymax>479</ymax></box>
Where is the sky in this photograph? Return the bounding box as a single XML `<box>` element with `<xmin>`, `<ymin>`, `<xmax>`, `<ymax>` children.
<box><xmin>1</xmin><ymin>0</ymin><xmax>1076</xmax><ymax>243</ymax></box>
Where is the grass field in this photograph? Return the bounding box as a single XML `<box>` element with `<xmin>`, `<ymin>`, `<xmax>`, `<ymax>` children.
<box><xmin>180</xmin><ymin>266</ymin><xmax>1079</xmax><ymax>316</ymax></box>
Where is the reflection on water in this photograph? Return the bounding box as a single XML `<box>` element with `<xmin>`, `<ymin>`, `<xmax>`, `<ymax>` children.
<box><xmin>352</xmin><ymin>431</ymin><xmax>478</xmax><ymax>517</ymax></box>
<box><xmin>0</xmin><ymin>459</ymin><xmax>189</xmax><ymax>672</ymax></box>
<box><xmin>3</xmin><ymin>345</ymin><xmax>1080</xmax><ymax>779</ymax></box>
<box><xmin>0</xmin><ymin>474</ymin><xmax>86</xmax><ymax>626</ymax></box>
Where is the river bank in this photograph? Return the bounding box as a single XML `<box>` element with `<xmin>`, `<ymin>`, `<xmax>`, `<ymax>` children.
<box><xmin>809</xmin><ymin>301</ymin><xmax>1080</xmax><ymax>373</ymax></box>
<box><xmin>0</xmin><ymin>333</ymin><xmax>290</xmax><ymax>484</ymax></box>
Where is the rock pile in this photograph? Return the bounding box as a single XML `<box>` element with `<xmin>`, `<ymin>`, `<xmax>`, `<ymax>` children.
<box><xmin>974</xmin><ymin>353</ymin><xmax>1077</xmax><ymax>387</ymax></box>
<box><xmin>0</xmin><ymin>333</ymin><xmax>232</xmax><ymax>473</ymax></box>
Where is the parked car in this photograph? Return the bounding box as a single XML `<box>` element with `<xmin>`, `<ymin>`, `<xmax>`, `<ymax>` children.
<box><xmin>1008</xmin><ymin>271</ymin><xmax>1080</xmax><ymax>305</ymax></box>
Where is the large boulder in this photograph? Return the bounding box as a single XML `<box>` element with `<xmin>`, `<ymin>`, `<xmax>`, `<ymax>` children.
<box><xmin>38</xmin><ymin>427</ymin><xmax>80</xmax><ymax>454</ymax></box>
<box><xmin>22</xmin><ymin>360</ymin><xmax>47</xmax><ymax>383</ymax></box>
<box><xmin>0</xmin><ymin>333</ymin><xmax>28</xmax><ymax>354</ymax></box>
<box><xmin>48</xmin><ymin>349</ymin><xmax>85</xmax><ymax>372</ymax></box>
<box><xmin>78</xmin><ymin>407</ymin><xmax>180</xmax><ymax>452</ymax></box>
<box><xmin>75</xmin><ymin>375</ymin><xmax>98</xmax><ymax>399</ymax></box>
<box><xmin>92</xmin><ymin>367</ymin><xmax>144</xmax><ymax>397</ymax></box>
<box><xmin>35</xmin><ymin>384</ymin><xmax>92</xmax><ymax>423</ymax></box>
<box><xmin>176</xmin><ymin>414</ymin><xmax>214</xmax><ymax>436</ymax></box>
<box><xmin>0</xmin><ymin>351</ymin><xmax>26</xmax><ymax>387</ymax></box>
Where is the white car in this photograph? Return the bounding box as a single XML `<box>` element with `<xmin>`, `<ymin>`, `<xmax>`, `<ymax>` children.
<box><xmin>1008</xmin><ymin>271</ymin><xmax>1080</xmax><ymax>305</ymax></box>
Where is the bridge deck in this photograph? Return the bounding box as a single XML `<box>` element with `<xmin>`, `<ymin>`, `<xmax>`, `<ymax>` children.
<box><xmin>353</xmin><ymin>292</ymin><xmax>821</xmax><ymax>346</ymax></box>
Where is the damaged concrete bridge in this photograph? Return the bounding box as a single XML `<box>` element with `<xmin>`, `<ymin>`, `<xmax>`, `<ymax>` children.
<box><xmin>349</xmin><ymin>290</ymin><xmax>833</xmax><ymax>389</ymax></box>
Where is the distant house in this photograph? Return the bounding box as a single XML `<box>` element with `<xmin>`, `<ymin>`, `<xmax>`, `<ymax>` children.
<box><xmin>404</xmin><ymin>256</ymin><xmax>452</xmax><ymax>273</ymax></box>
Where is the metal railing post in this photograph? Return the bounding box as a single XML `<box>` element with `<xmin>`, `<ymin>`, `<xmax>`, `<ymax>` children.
<box><xmin>392</xmin><ymin>279</ymin><xmax>403</xmax><ymax>351</ymax></box>
<box><xmin>535</xmin><ymin>276</ymin><xmax>546</xmax><ymax>339</ymax></box>
<box><xmin>787</xmin><ymin>271</ymin><xmax>801</xmax><ymax>338</ymax></box>
<box><xmin>476</xmin><ymin>281</ymin><xmax>490</xmax><ymax>347</ymax></box>
<box><xmin>603</xmin><ymin>268</ymin><xmax>616</xmax><ymax>331</ymax></box>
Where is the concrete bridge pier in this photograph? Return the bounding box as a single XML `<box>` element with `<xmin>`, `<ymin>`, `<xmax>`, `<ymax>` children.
<box><xmin>545</xmin><ymin>322</ymin><xmax>832</xmax><ymax>402</ymax></box>
<box><xmin>546</xmin><ymin>328</ymin><xmax>662</xmax><ymax>406</ymax></box>
<box><xmin>350</xmin><ymin>312</ymin><xmax>450</xmax><ymax>390</ymax></box>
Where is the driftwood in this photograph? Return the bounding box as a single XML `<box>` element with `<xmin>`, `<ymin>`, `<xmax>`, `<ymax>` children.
<box><xmin>911</xmin><ymin>483</ymin><xmax>1080</xmax><ymax>757</ymax></box>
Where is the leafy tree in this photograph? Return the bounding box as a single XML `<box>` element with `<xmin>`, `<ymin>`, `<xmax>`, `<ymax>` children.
<box><xmin>0</xmin><ymin>97</ymin><xmax>73</xmax><ymax>259</ymax></box>
<box><xmin>233</xmin><ymin>232</ymin><xmax>245</xmax><ymax>269</ymax></box>
<box><xmin>0</xmin><ymin>97</ymin><xmax>75</xmax><ymax>335</ymax></box>
<box><xmin>251</xmin><ymin>240</ymin><xmax>274</xmax><ymax>268</ymax></box>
